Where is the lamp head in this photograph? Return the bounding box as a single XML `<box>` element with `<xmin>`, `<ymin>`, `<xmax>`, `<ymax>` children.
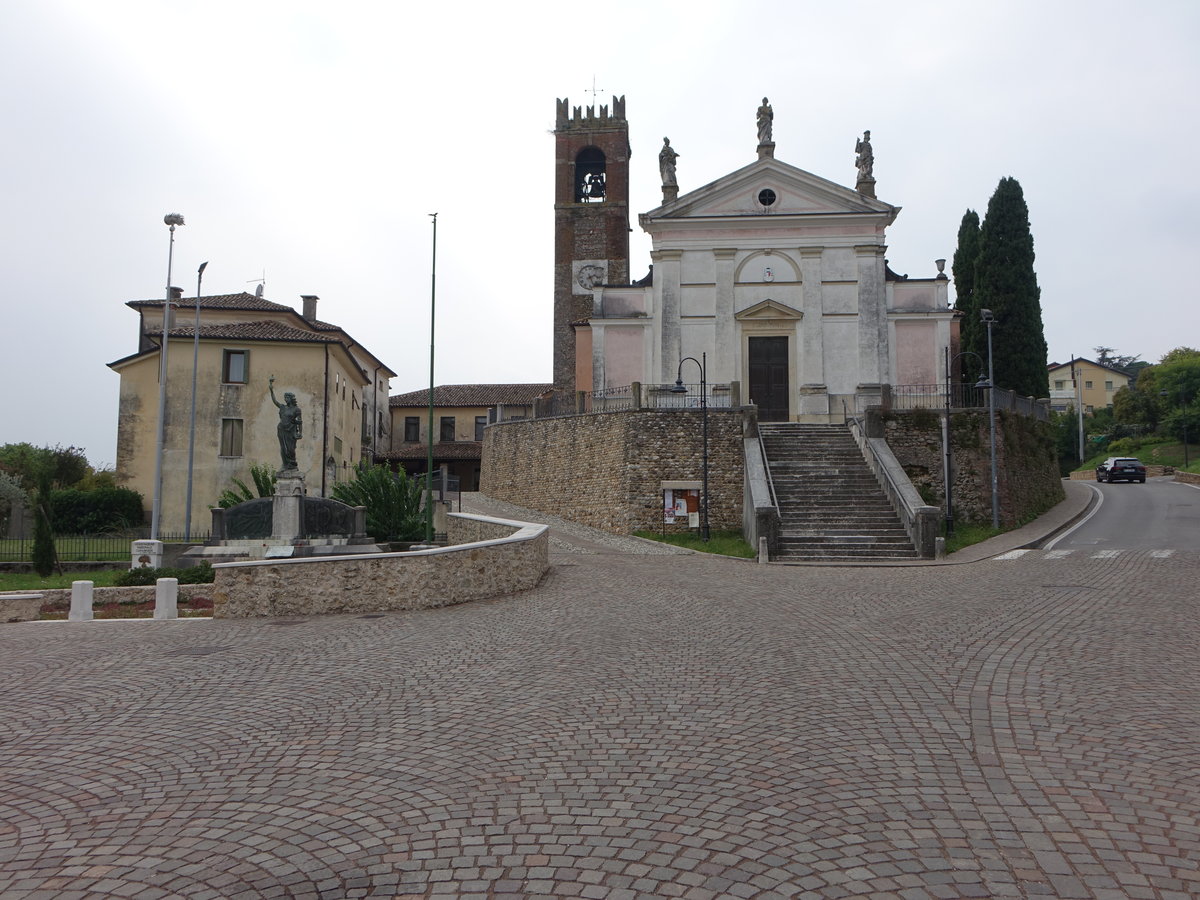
<box><xmin>164</xmin><ymin>213</ymin><xmax>185</xmax><ymax>227</ymax></box>
<box><xmin>976</xmin><ymin>374</ymin><xmax>991</xmax><ymax>388</ymax></box>
<box><xmin>980</xmin><ymin>308</ymin><xmax>994</xmax><ymax>323</ymax></box>
<box><xmin>670</xmin><ymin>378</ymin><xmax>687</xmax><ymax>393</ymax></box>
<box><xmin>198</xmin><ymin>261</ymin><xmax>208</xmax><ymax>275</ymax></box>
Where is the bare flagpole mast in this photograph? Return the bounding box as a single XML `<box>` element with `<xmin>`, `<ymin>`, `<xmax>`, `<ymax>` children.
<box><xmin>184</xmin><ymin>260</ymin><xmax>208</xmax><ymax>541</ymax></box>
<box><xmin>426</xmin><ymin>213</ymin><xmax>438</xmax><ymax>543</ymax></box>
<box><xmin>151</xmin><ymin>213</ymin><xmax>185</xmax><ymax>541</ymax></box>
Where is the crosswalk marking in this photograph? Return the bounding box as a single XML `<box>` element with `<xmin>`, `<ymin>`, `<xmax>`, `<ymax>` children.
<box><xmin>993</xmin><ymin>549</ymin><xmax>1180</xmax><ymax>561</ymax></box>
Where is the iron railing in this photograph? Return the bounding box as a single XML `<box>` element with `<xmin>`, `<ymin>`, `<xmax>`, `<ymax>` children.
<box><xmin>888</xmin><ymin>383</ymin><xmax>1049</xmax><ymax>422</ymax></box>
<box><xmin>0</xmin><ymin>531</ymin><xmax>211</xmax><ymax>563</ymax></box>
<box><xmin>642</xmin><ymin>384</ymin><xmax>734</xmax><ymax>410</ymax></box>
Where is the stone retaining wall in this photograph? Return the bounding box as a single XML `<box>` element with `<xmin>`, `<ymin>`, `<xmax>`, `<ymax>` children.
<box><xmin>873</xmin><ymin>408</ymin><xmax>1064</xmax><ymax>528</ymax></box>
<box><xmin>482</xmin><ymin>409</ymin><xmax>746</xmax><ymax>535</ymax></box>
<box><xmin>211</xmin><ymin>512</ymin><xmax>549</xmax><ymax>618</ymax></box>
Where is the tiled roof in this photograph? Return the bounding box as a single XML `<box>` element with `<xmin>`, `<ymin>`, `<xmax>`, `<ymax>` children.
<box><xmin>152</xmin><ymin>321</ymin><xmax>341</xmax><ymax>344</ymax></box>
<box><xmin>389</xmin><ymin>383</ymin><xmax>554</xmax><ymax>408</ymax></box>
<box><xmin>378</xmin><ymin>442</ymin><xmax>483</xmax><ymax>461</ymax></box>
<box><xmin>129</xmin><ymin>292</ymin><xmax>296</xmax><ymax>313</ymax></box>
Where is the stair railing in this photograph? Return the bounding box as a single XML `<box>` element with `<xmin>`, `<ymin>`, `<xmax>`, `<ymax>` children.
<box><xmin>846</xmin><ymin>416</ymin><xmax>939</xmax><ymax>558</ymax></box>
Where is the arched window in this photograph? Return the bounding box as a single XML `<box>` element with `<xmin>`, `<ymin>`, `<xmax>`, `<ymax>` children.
<box><xmin>575</xmin><ymin>148</ymin><xmax>606</xmax><ymax>203</ymax></box>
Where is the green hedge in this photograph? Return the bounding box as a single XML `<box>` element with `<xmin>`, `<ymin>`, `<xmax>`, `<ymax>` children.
<box><xmin>49</xmin><ymin>487</ymin><xmax>144</xmax><ymax>533</ymax></box>
<box><xmin>115</xmin><ymin>563</ymin><xmax>214</xmax><ymax>586</ymax></box>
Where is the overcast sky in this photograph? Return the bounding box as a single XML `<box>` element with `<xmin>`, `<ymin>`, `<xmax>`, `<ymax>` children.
<box><xmin>3</xmin><ymin>0</ymin><xmax>1197</xmax><ymax>469</ymax></box>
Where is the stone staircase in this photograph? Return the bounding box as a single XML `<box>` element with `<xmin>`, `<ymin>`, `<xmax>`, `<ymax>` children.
<box><xmin>759</xmin><ymin>423</ymin><xmax>920</xmax><ymax>562</ymax></box>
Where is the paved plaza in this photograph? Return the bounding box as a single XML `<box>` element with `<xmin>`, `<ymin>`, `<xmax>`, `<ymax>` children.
<box><xmin>1</xmin><ymin>516</ymin><xmax>1198</xmax><ymax>898</ymax></box>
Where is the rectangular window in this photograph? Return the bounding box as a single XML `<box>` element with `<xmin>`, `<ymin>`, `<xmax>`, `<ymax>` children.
<box><xmin>220</xmin><ymin>419</ymin><xmax>244</xmax><ymax>457</ymax></box>
<box><xmin>1054</xmin><ymin>380</ymin><xmax>1065</xmax><ymax>390</ymax></box>
<box><xmin>222</xmin><ymin>350</ymin><xmax>247</xmax><ymax>384</ymax></box>
<box><xmin>1085</xmin><ymin>380</ymin><xmax>1094</xmax><ymax>390</ymax></box>
<box><xmin>333</xmin><ymin>436</ymin><xmax>342</xmax><ymax>456</ymax></box>
<box><xmin>475</xmin><ymin>416</ymin><xmax>487</xmax><ymax>442</ymax></box>
<box><xmin>404</xmin><ymin>417</ymin><xmax>420</xmax><ymax>442</ymax></box>
<box><xmin>440</xmin><ymin>416</ymin><xmax>456</xmax><ymax>442</ymax></box>
<box><xmin>1105</xmin><ymin>380</ymin><xmax>1113</xmax><ymax>391</ymax></box>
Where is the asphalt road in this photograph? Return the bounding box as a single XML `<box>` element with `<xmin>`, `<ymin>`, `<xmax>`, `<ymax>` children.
<box><xmin>1047</xmin><ymin>476</ymin><xmax>1200</xmax><ymax>552</ymax></box>
<box><xmin>2</xmin><ymin>534</ymin><xmax>1198</xmax><ymax>899</ymax></box>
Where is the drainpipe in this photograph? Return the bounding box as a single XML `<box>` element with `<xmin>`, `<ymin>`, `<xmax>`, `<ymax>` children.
<box><xmin>321</xmin><ymin>345</ymin><xmax>329</xmax><ymax>496</ymax></box>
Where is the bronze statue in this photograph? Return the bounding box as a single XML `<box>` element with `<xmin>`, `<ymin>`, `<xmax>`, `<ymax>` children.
<box><xmin>659</xmin><ymin>137</ymin><xmax>679</xmax><ymax>187</ymax></box>
<box><xmin>756</xmin><ymin>97</ymin><xmax>773</xmax><ymax>144</ymax></box>
<box><xmin>269</xmin><ymin>376</ymin><xmax>302</xmax><ymax>471</ymax></box>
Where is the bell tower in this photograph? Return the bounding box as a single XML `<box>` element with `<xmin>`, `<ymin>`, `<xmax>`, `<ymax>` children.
<box><xmin>553</xmin><ymin>95</ymin><xmax>631</xmax><ymax>393</ymax></box>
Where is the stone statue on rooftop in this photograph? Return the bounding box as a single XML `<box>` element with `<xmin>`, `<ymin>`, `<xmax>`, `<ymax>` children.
<box><xmin>659</xmin><ymin>137</ymin><xmax>679</xmax><ymax>187</ymax></box>
<box><xmin>757</xmin><ymin>97</ymin><xmax>774</xmax><ymax>145</ymax></box>
<box><xmin>855</xmin><ymin>130</ymin><xmax>874</xmax><ymax>180</ymax></box>
<box><xmin>269</xmin><ymin>376</ymin><xmax>302</xmax><ymax>471</ymax></box>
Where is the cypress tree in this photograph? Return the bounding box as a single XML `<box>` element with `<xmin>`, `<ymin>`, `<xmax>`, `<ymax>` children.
<box><xmin>973</xmin><ymin>177</ymin><xmax>1048</xmax><ymax>399</ymax></box>
<box><xmin>952</xmin><ymin>209</ymin><xmax>982</xmax><ymax>381</ymax></box>
<box><xmin>31</xmin><ymin>474</ymin><xmax>57</xmax><ymax>578</ymax></box>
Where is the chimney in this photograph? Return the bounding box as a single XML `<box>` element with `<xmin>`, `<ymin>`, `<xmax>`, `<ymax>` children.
<box><xmin>301</xmin><ymin>294</ymin><xmax>319</xmax><ymax>322</ymax></box>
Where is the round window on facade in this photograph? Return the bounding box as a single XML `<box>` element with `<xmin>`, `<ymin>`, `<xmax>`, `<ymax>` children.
<box><xmin>758</xmin><ymin>189</ymin><xmax>777</xmax><ymax>207</ymax></box>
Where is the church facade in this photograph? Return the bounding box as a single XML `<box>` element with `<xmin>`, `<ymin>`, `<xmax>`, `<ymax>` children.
<box><xmin>554</xmin><ymin>97</ymin><xmax>955</xmax><ymax>422</ymax></box>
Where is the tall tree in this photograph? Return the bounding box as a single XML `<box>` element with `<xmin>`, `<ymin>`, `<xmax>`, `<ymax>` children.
<box><xmin>951</xmin><ymin>210</ymin><xmax>982</xmax><ymax>381</ymax></box>
<box><xmin>973</xmin><ymin>177</ymin><xmax>1048</xmax><ymax>399</ymax></box>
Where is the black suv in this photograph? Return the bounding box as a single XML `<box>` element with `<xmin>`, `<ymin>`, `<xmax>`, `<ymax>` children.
<box><xmin>1096</xmin><ymin>457</ymin><xmax>1147</xmax><ymax>483</ymax></box>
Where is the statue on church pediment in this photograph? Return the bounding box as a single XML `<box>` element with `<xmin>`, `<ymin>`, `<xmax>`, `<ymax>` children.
<box><xmin>855</xmin><ymin>130</ymin><xmax>876</xmax><ymax>197</ymax></box>
<box><xmin>659</xmin><ymin>137</ymin><xmax>679</xmax><ymax>187</ymax></box>
<box><xmin>756</xmin><ymin>97</ymin><xmax>774</xmax><ymax>145</ymax></box>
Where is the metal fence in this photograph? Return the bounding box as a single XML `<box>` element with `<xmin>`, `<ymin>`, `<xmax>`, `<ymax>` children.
<box><xmin>642</xmin><ymin>384</ymin><xmax>735</xmax><ymax>410</ymax></box>
<box><xmin>888</xmin><ymin>383</ymin><xmax>1049</xmax><ymax>422</ymax></box>
<box><xmin>0</xmin><ymin>532</ymin><xmax>209</xmax><ymax>563</ymax></box>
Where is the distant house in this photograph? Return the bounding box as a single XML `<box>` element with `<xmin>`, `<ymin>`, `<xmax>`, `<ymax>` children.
<box><xmin>108</xmin><ymin>291</ymin><xmax>394</xmax><ymax>534</ymax></box>
<box><xmin>1047</xmin><ymin>358</ymin><xmax>1133</xmax><ymax>413</ymax></box>
<box><xmin>384</xmin><ymin>384</ymin><xmax>552</xmax><ymax>491</ymax></box>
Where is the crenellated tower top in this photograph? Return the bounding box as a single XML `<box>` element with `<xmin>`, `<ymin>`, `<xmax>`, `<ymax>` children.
<box><xmin>556</xmin><ymin>95</ymin><xmax>626</xmax><ymax>130</ymax></box>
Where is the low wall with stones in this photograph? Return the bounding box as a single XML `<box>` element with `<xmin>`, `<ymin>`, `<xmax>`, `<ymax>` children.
<box><xmin>482</xmin><ymin>409</ymin><xmax>747</xmax><ymax>535</ymax></box>
<box><xmin>1</xmin><ymin>585</ymin><xmax>211</xmax><ymax>622</ymax></box>
<box><xmin>871</xmin><ymin>407</ymin><xmax>1064</xmax><ymax>529</ymax></box>
<box><xmin>211</xmin><ymin>513</ymin><xmax>549</xmax><ymax>618</ymax></box>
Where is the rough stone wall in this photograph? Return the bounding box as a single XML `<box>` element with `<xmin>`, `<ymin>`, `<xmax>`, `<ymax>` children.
<box><xmin>481</xmin><ymin>409</ymin><xmax>746</xmax><ymax>535</ymax></box>
<box><xmin>212</xmin><ymin>520</ymin><xmax>549</xmax><ymax>618</ymax></box>
<box><xmin>878</xmin><ymin>408</ymin><xmax>1064</xmax><ymax>528</ymax></box>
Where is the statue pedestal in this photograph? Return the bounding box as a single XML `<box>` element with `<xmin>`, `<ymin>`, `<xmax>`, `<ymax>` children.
<box><xmin>272</xmin><ymin>471</ymin><xmax>306</xmax><ymax>542</ymax></box>
<box><xmin>757</xmin><ymin>141</ymin><xmax>775</xmax><ymax>160</ymax></box>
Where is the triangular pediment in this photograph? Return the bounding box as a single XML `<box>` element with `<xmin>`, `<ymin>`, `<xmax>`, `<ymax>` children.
<box><xmin>735</xmin><ymin>299</ymin><xmax>803</xmax><ymax>322</ymax></box>
<box><xmin>643</xmin><ymin>156</ymin><xmax>896</xmax><ymax>222</ymax></box>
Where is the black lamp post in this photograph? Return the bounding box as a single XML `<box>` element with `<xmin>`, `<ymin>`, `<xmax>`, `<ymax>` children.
<box><xmin>981</xmin><ymin>308</ymin><xmax>999</xmax><ymax>529</ymax></box>
<box><xmin>671</xmin><ymin>353</ymin><xmax>709</xmax><ymax>541</ymax></box>
<box><xmin>943</xmin><ymin>347</ymin><xmax>986</xmax><ymax>537</ymax></box>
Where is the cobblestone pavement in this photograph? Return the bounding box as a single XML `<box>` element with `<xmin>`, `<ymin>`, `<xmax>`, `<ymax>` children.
<box><xmin>2</xmin><ymin>547</ymin><xmax>1199</xmax><ymax>898</ymax></box>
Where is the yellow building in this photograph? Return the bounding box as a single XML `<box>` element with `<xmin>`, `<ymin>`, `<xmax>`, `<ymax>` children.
<box><xmin>1047</xmin><ymin>358</ymin><xmax>1133</xmax><ymax>414</ymax></box>
<box><xmin>109</xmin><ymin>292</ymin><xmax>394</xmax><ymax>535</ymax></box>
<box><xmin>384</xmin><ymin>384</ymin><xmax>551</xmax><ymax>491</ymax></box>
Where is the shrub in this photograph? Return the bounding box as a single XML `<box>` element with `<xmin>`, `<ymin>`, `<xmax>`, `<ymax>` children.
<box><xmin>331</xmin><ymin>463</ymin><xmax>425</xmax><ymax>542</ymax></box>
<box><xmin>218</xmin><ymin>463</ymin><xmax>277</xmax><ymax>508</ymax></box>
<box><xmin>116</xmin><ymin>563</ymin><xmax>214</xmax><ymax>586</ymax></box>
<box><xmin>49</xmin><ymin>487</ymin><xmax>144</xmax><ymax>533</ymax></box>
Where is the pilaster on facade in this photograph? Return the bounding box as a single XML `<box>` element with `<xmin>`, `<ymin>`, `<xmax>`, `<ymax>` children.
<box><xmin>652</xmin><ymin>249</ymin><xmax>684</xmax><ymax>383</ymax></box>
<box><xmin>855</xmin><ymin>244</ymin><xmax>888</xmax><ymax>388</ymax></box>
<box><xmin>714</xmin><ymin>249</ymin><xmax>738</xmax><ymax>385</ymax></box>
<box><xmin>798</xmin><ymin>247</ymin><xmax>826</xmax><ymax>402</ymax></box>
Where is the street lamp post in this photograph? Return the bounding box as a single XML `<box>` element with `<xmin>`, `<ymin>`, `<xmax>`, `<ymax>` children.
<box><xmin>981</xmin><ymin>308</ymin><xmax>999</xmax><ymax>529</ymax></box>
<box><xmin>670</xmin><ymin>353</ymin><xmax>709</xmax><ymax>542</ymax></box>
<box><xmin>426</xmin><ymin>213</ymin><xmax>438</xmax><ymax>543</ymax></box>
<box><xmin>943</xmin><ymin>347</ymin><xmax>986</xmax><ymax>537</ymax></box>
<box><xmin>150</xmin><ymin>213</ymin><xmax>184</xmax><ymax>541</ymax></box>
<box><xmin>184</xmin><ymin>260</ymin><xmax>208</xmax><ymax>541</ymax></box>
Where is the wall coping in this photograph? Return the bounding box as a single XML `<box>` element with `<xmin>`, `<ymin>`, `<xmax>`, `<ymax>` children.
<box><xmin>212</xmin><ymin>512</ymin><xmax>548</xmax><ymax>570</ymax></box>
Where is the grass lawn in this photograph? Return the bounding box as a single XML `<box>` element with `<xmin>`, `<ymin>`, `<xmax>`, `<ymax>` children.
<box><xmin>0</xmin><ymin>569</ymin><xmax>126</xmax><ymax>592</ymax></box>
<box><xmin>634</xmin><ymin>530</ymin><xmax>757</xmax><ymax>558</ymax></box>
<box><xmin>944</xmin><ymin>523</ymin><xmax>1004</xmax><ymax>555</ymax></box>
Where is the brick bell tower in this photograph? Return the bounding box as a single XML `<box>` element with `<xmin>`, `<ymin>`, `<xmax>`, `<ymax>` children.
<box><xmin>553</xmin><ymin>95</ymin><xmax>631</xmax><ymax>393</ymax></box>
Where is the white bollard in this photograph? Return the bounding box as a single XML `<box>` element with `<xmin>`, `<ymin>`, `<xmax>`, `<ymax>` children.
<box><xmin>154</xmin><ymin>578</ymin><xmax>179</xmax><ymax>620</ymax></box>
<box><xmin>70</xmin><ymin>581</ymin><xmax>94</xmax><ymax>621</ymax></box>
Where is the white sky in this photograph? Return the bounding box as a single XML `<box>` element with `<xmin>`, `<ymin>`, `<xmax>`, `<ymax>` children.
<box><xmin>3</xmin><ymin>0</ymin><xmax>1197</xmax><ymax>469</ymax></box>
